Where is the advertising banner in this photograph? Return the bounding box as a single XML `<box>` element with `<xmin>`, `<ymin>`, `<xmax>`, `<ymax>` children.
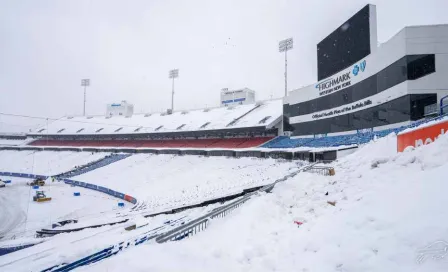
<box><xmin>397</xmin><ymin>119</ymin><xmax>448</xmax><ymax>152</ymax></box>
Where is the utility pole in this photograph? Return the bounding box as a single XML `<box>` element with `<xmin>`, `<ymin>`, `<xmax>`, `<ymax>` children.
<box><xmin>279</xmin><ymin>38</ymin><xmax>293</xmax><ymax>97</ymax></box>
<box><xmin>168</xmin><ymin>69</ymin><xmax>179</xmax><ymax>112</ymax></box>
<box><xmin>81</xmin><ymin>79</ymin><xmax>90</xmax><ymax>116</ymax></box>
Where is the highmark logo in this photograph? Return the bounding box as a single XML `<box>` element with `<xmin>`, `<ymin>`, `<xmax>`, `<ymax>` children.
<box><xmin>315</xmin><ymin>72</ymin><xmax>351</xmax><ymax>92</ymax></box>
<box><xmin>353</xmin><ymin>65</ymin><xmax>360</xmax><ymax>76</ymax></box>
<box><xmin>360</xmin><ymin>59</ymin><xmax>366</xmax><ymax>72</ymax></box>
<box><xmin>353</xmin><ymin>60</ymin><xmax>367</xmax><ymax>76</ymax></box>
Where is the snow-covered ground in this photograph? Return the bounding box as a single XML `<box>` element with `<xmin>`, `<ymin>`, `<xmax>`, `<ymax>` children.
<box><xmin>0</xmin><ymin>150</ymin><xmax>110</xmax><ymax>175</ymax></box>
<box><xmin>75</xmin><ymin>154</ymin><xmax>298</xmax><ymax>212</ymax></box>
<box><xmin>1</xmin><ymin>132</ymin><xmax>447</xmax><ymax>271</ymax></box>
<box><xmin>84</xmin><ymin>133</ymin><xmax>448</xmax><ymax>272</ymax></box>
<box><xmin>0</xmin><ymin>177</ymin><xmax>122</xmax><ymax>241</ymax></box>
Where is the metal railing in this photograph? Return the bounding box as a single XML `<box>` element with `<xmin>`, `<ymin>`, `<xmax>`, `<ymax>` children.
<box><xmin>303</xmin><ymin>165</ymin><xmax>335</xmax><ymax>176</ymax></box>
<box><xmin>441</xmin><ymin>95</ymin><xmax>448</xmax><ymax>115</ymax></box>
<box><xmin>156</xmin><ymin>163</ymin><xmax>315</xmax><ymax>243</ymax></box>
<box><xmin>36</xmin><ymin>163</ymin><xmax>321</xmax><ymax>271</ymax></box>
<box><xmin>156</xmin><ymin>194</ymin><xmax>251</xmax><ymax>243</ymax></box>
<box><xmin>424</xmin><ymin>103</ymin><xmax>439</xmax><ymax>117</ymax></box>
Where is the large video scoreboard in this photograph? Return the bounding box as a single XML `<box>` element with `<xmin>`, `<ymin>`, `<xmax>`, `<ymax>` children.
<box><xmin>317</xmin><ymin>4</ymin><xmax>377</xmax><ymax>81</ymax></box>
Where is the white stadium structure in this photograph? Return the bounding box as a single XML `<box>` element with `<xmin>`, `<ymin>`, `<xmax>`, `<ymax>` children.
<box><xmin>1</xmin><ymin>4</ymin><xmax>448</xmax><ymax>272</ymax></box>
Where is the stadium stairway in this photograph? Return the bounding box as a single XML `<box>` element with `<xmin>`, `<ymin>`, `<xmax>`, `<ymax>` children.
<box><xmin>226</xmin><ymin>103</ymin><xmax>262</xmax><ymax>127</ymax></box>
<box><xmin>53</xmin><ymin>153</ymin><xmax>132</xmax><ymax>179</ymax></box>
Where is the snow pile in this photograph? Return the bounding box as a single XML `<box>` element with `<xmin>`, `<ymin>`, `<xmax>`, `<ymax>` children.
<box><xmin>0</xmin><ymin>150</ymin><xmax>110</xmax><ymax>175</ymax></box>
<box><xmin>87</xmin><ymin>133</ymin><xmax>448</xmax><ymax>271</ymax></box>
<box><xmin>75</xmin><ymin>154</ymin><xmax>297</xmax><ymax>212</ymax></box>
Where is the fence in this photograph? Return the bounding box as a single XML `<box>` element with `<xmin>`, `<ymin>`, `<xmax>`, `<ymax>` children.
<box><xmin>0</xmin><ymin>172</ymin><xmax>47</xmax><ymax>180</ymax></box>
<box><xmin>28</xmin><ymin>163</ymin><xmax>327</xmax><ymax>271</ymax></box>
<box><xmin>0</xmin><ymin>243</ymin><xmax>38</xmax><ymax>257</ymax></box>
<box><xmin>40</xmin><ymin>216</ymin><xmax>187</xmax><ymax>272</ymax></box>
<box><xmin>64</xmin><ymin>179</ymin><xmax>137</xmax><ymax>204</ymax></box>
<box><xmin>155</xmin><ymin>163</ymin><xmax>316</xmax><ymax>244</ymax></box>
<box><xmin>303</xmin><ymin>165</ymin><xmax>335</xmax><ymax>176</ymax></box>
<box><xmin>156</xmin><ymin>193</ymin><xmax>252</xmax><ymax>243</ymax></box>
<box><xmin>0</xmin><ymin>172</ymin><xmax>137</xmax><ymax>204</ymax></box>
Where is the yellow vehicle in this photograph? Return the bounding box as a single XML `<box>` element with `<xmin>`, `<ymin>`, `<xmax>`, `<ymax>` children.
<box><xmin>28</xmin><ymin>178</ymin><xmax>45</xmax><ymax>187</ymax></box>
<box><xmin>33</xmin><ymin>191</ymin><xmax>52</xmax><ymax>202</ymax></box>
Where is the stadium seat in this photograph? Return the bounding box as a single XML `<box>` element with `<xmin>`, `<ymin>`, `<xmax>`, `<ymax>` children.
<box><xmin>27</xmin><ymin>137</ymin><xmax>274</xmax><ymax>149</ymax></box>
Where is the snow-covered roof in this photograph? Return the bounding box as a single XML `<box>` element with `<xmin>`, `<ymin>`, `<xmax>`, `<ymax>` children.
<box><xmin>31</xmin><ymin>100</ymin><xmax>282</xmax><ymax>136</ymax></box>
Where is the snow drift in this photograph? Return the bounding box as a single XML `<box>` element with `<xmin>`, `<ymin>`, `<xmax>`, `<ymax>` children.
<box><xmin>86</xmin><ymin>133</ymin><xmax>448</xmax><ymax>272</ymax></box>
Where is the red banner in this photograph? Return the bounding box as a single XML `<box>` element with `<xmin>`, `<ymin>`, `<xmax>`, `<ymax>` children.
<box><xmin>397</xmin><ymin>120</ymin><xmax>448</xmax><ymax>152</ymax></box>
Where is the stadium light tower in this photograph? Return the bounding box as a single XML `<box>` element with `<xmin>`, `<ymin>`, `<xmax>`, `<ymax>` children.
<box><xmin>279</xmin><ymin>38</ymin><xmax>293</xmax><ymax>97</ymax></box>
<box><xmin>169</xmin><ymin>69</ymin><xmax>179</xmax><ymax>112</ymax></box>
<box><xmin>81</xmin><ymin>79</ymin><xmax>90</xmax><ymax>116</ymax></box>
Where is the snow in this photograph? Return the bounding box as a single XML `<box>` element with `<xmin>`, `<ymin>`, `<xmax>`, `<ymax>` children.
<box><xmin>0</xmin><ymin>177</ymin><xmax>122</xmax><ymax>241</ymax></box>
<box><xmin>0</xmin><ymin>138</ymin><xmax>31</xmax><ymax>146</ymax></box>
<box><xmin>1</xmin><ymin>131</ymin><xmax>448</xmax><ymax>271</ymax></box>
<box><xmin>0</xmin><ymin>202</ymin><xmax>221</xmax><ymax>272</ymax></box>
<box><xmin>31</xmin><ymin>100</ymin><xmax>282</xmax><ymax>136</ymax></box>
<box><xmin>84</xmin><ymin>133</ymin><xmax>448</xmax><ymax>272</ymax></box>
<box><xmin>0</xmin><ymin>150</ymin><xmax>110</xmax><ymax>175</ymax></box>
<box><xmin>75</xmin><ymin>154</ymin><xmax>298</xmax><ymax>212</ymax></box>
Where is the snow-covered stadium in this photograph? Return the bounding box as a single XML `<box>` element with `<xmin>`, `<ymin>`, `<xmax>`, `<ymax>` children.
<box><xmin>1</xmin><ymin>3</ymin><xmax>448</xmax><ymax>272</ymax></box>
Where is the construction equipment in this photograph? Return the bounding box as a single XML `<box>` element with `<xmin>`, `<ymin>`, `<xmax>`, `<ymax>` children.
<box><xmin>33</xmin><ymin>191</ymin><xmax>52</xmax><ymax>202</ymax></box>
<box><xmin>28</xmin><ymin>178</ymin><xmax>45</xmax><ymax>187</ymax></box>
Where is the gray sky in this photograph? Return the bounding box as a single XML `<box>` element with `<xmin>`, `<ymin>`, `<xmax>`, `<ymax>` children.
<box><xmin>1</xmin><ymin>0</ymin><xmax>447</xmax><ymax>133</ymax></box>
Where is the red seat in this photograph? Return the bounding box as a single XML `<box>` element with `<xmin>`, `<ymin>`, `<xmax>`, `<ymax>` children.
<box><xmin>237</xmin><ymin>137</ymin><xmax>274</xmax><ymax>148</ymax></box>
<box><xmin>183</xmin><ymin>139</ymin><xmax>220</xmax><ymax>148</ymax></box>
<box><xmin>208</xmin><ymin>138</ymin><xmax>247</xmax><ymax>148</ymax></box>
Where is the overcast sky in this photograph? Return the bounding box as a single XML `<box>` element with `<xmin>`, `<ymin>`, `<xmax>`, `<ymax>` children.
<box><xmin>1</xmin><ymin>0</ymin><xmax>447</xmax><ymax>132</ymax></box>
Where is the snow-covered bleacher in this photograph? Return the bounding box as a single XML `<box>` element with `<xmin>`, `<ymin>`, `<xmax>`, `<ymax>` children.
<box><xmin>0</xmin><ymin>134</ymin><xmax>31</xmax><ymax>146</ymax></box>
<box><xmin>54</xmin><ymin>153</ymin><xmax>132</xmax><ymax>179</ymax></box>
<box><xmin>0</xmin><ymin>139</ymin><xmax>28</xmax><ymax>146</ymax></box>
<box><xmin>0</xmin><ymin>150</ymin><xmax>111</xmax><ymax>175</ymax></box>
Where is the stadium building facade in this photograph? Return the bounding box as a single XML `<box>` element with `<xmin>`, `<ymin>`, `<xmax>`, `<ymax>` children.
<box><xmin>284</xmin><ymin>4</ymin><xmax>448</xmax><ymax>137</ymax></box>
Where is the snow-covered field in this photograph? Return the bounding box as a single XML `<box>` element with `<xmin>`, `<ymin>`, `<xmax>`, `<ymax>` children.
<box><xmin>0</xmin><ymin>150</ymin><xmax>110</xmax><ymax>175</ymax></box>
<box><xmin>85</xmin><ymin>133</ymin><xmax>448</xmax><ymax>272</ymax></box>
<box><xmin>74</xmin><ymin>154</ymin><xmax>298</xmax><ymax>212</ymax></box>
<box><xmin>0</xmin><ymin>177</ymin><xmax>122</xmax><ymax>241</ymax></box>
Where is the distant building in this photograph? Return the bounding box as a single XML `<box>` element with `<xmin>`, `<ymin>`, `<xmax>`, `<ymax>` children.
<box><xmin>220</xmin><ymin>88</ymin><xmax>256</xmax><ymax>107</ymax></box>
<box><xmin>106</xmin><ymin>101</ymin><xmax>134</xmax><ymax>117</ymax></box>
